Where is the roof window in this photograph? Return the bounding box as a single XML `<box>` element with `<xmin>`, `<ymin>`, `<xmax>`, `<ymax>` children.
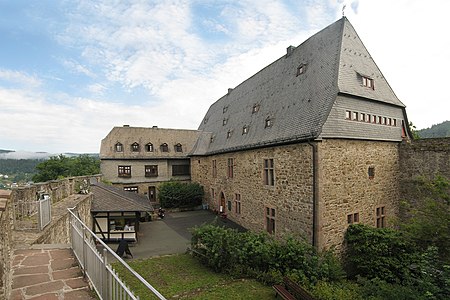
<box><xmin>242</xmin><ymin>125</ymin><xmax>249</xmax><ymax>134</ymax></box>
<box><xmin>227</xmin><ymin>130</ymin><xmax>233</xmax><ymax>139</ymax></box>
<box><xmin>265</xmin><ymin>117</ymin><xmax>273</xmax><ymax>128</ymax></box>
<box><xmin>131</xmin><ymin>142</ymin><xmax>140</xmax><ymax>152</ymax></box>
<box><xmin>115</xmin><ymin>142</ymin><xmax>123</xmax><ymax>152</ymax></box>
<box><xmin>362</xmin><ymin>76</ymin><xmax>374</xmax><ymax>90</ymax></box>
<box><xmin>296</xmin><ymin>64</ymin><xmax>306</xmax><ymax>76</ymax></box>
<box><xmin>252</xmin><ymin>104</ymin><xmax>260</xmax><ymax>114</ymax></box>
<box><xmin>223</xmin><ymin>118</ymin><xmax>228</xmax><ymax>126</ymax></box>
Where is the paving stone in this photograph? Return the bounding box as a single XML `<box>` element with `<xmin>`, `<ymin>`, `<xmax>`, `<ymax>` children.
<box><xmin>25</xmin><ymin>280</ymin><xmax>65</xmax><ymax>296</ymax></box>
<box><xmin>65</xmin><ymin>277</ymin><xmax>90</xmax><ymax>289</ymax></box>
<box><xmin>29</xmin><ymin>292</ymin><xmax>59</xmax><ymax>300</ymax></box>
<box><xmin>14</xmin><ymin>249</ymin><xmax>42</xmax><ymax>256</ymax></box>
<box><xmin>63</xmin><ymin>288</ymin><xmax>96</xmax><ymax>299</ymax></box>
<box><xmin>9</xmin><ymin>289</ymin><xmax>24</xmax><ymax>300</ymax></box>
<box><xmin>13</xmin><ymin>265</ymin><xmax>48</xmax><ymax>275</ymax></box>
<box><xmin>51</xmin><ymin>257</ymin><xmax>77</xmax><ymax>270</ymax></box>
<box><xmin>12</xmin><ymin>274</ymin><xmax>50</xmax><ymax>289</ymax></box>
<box><xmin>49</xmin><ymin>248</ymin><xmax>72</xmax><ymax>260</ymax></box>
<box><xmin>22</xmin><ymin>253</ymin><xmax>50</xmax><ymax>267</ymax></box>
<box><xmin>53</xmin><ymin>267</ymin><xmax>83</xmax><ymax>280</ymax></box>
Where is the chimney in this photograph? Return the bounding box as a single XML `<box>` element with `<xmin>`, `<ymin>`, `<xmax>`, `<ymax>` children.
<box><xmin>123</xmin><ymin>125</ymin><xmax>130</xmax><ymax>127</ymax></box>
<box><xmin>152</xmin><ymin>126</ymin><xmax>158</xmax><ymax>129</ymax></box>
<box><xmin>286</xmin><ymin>45</ymin><xmax>295</xmax><ymax>57</ymax></box>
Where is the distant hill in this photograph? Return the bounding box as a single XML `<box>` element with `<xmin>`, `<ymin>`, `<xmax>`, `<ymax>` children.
<box><xmin>0</xmin><ymin>150</ymin><xmax>99</xmax><ymax>160</ymax></box>
<box><xmin>418</xmin><ymin>121</ymin><xmax>450</xmax><ymax>138</ymax></box>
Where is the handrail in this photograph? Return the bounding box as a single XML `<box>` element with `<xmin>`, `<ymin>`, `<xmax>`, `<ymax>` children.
<box><xmin>68</xmin><ymin>207</ymin><xmax>166</xmax><ymax>300</ymax></box>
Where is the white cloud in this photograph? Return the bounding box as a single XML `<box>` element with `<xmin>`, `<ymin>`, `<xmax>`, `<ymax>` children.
<box><xmin>0</xmin><ymin>69</ymin><xmax>42</xmax><ymax>88</ymax></box>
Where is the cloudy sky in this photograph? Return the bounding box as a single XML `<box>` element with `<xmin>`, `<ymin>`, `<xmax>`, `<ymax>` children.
<box><xmin>1</xmin><ymin>0</ymin><xmax>449</xmax><ymax>153</ymax></box>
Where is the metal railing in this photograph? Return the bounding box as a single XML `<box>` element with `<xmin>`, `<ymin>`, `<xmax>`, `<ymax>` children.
<box><xmin>68</xmin><ymin>208</ymin><xmax>166</xmax><ymax>300</ymax></box>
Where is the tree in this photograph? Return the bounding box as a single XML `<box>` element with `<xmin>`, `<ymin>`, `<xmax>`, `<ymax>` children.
<box><xmin>32</xmin><ymin>154</ymin><xmax>100</xmax><ymax>182</ymax></box>
<box><xmin>409</xmin><ymin>121</ymin><xmax>420</xmax><ymax>139</ymax></box>
<box><xmin>158</xmin><ymin>181</ymin><xmax>204</xmax><ymax>208</ymax></box>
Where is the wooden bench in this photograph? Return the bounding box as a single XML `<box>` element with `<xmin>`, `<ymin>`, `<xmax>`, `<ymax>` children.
<box><xmin>273</xmin><ymin>277</ymin><xmax>316</xmax><ymax>300</ymax></box>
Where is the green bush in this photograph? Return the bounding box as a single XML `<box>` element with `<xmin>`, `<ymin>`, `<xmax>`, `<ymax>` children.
<box><xmin>344</xmin><ymin>224</ymin><xmax>417</xmax><ymax>284</ymax></box>
<box><xmin>190</xmin><ymin>224</ymin><xmax>344</xmax><ymax>287</ymax></box>
<box><xmin>158</xmin><ymin>181</ymin><xmax>204</xmax><ymax>208</ymax></box>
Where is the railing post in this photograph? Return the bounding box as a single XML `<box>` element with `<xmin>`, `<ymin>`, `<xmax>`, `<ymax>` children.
<box><xmin>82</xmin><ymin>226</ymin><xmax>87</xmax><ymax>271</ymax></box>
<box><xmin>103</xmin><ymin>248</ymin><xmax>109</xmax><ymax>300</ymax></box>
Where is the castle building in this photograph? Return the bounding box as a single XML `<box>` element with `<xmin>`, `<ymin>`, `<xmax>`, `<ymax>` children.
<box><xmin>101</xmin><ymin>17</ymin><xmax>412</xmax><ymax>251</ymax></box>
<box><xmin>100</xmin><ymin>126</ymin><xmax>201</xmax><ymax>202</ymax></box>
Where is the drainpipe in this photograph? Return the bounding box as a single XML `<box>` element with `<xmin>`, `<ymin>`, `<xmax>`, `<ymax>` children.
<box><xmin>307</xmin><ymin>141</ymin><xmax>319</xmax><ymax>248</ymax></box>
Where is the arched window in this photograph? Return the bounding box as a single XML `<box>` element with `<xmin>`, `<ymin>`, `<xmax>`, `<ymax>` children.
<box><xmin>115</xmin><ymin>142</ymin><xmax>123</xmax><ymax>152</ymax></box>
<box><xmin>131</xmin><ymin>142</ymin><xmax>140</xmax><ymax>152</ymax></box>
<box><xmin>145</xmin><ymin>143</ymin><xmax>154</xmax><ymax>152</ymax></box>
<box><xmin>160</xmin><ymin>143</ymin><xmax>169</xmax><ymax>152</ymax></box>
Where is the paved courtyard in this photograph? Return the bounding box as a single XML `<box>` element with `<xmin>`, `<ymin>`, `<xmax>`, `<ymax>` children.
<box><xmin>115</xmin><ymin>209</ymin><xmax>244</xmax><ymax>260</ymax></box>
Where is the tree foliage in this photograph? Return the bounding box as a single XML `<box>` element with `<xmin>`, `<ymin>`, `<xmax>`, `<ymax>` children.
<box><xmin>191</xmin><ymin>224</ymin><xmax>344</xmax><ymax>286</ymax></box>
<box><xmin>417</xmin><ymin>120</ymin><xmax>450</xmax><ymax>138</ymax></box>
<box><xmin>158</xmin><ymin>181</ymin><xmax>204</xmax><ymax>208</ymax></box>
<box><xmin>32</xmin><ymin>154</ymin><xmax>100</xmax><ymax>182</ymax></box>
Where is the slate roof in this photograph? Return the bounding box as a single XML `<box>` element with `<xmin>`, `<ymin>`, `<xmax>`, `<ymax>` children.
<box><xmin>193</xmin><ymin>17</ymin><xmax>405</xmax><ymax>156</ymax></box>
<box><xmin>100</xmin><ymin>126</ymin><xmax>202</xmax><ymax>159</ymax></box>
<box><xmin>91</xmin><ymin>183</ymin><xmax>154</xmax><ymax>212</ymax></box>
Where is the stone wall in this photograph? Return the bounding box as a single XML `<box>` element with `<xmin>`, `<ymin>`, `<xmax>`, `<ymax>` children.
<box><xmin>318</xmin><ymin>139</ymin><xmax>401</xmax><ymax>252</ymax></box>
<box><xmin>399</xmin><ymin>137</ymin><xmax>450</xmax><ymax>204</ymax></box>
<box><xmin>0</xmin><ymin>175</ymin><xmax>99</xmax><ymax>297</ymax></box>
<box><xmin>191</xmin><ymin>143</ymin><xmax>314</xmax><ymax>242</ymax></box>
<box><xmin>0</xmin><ymin>191</ymin><xmax>13</xmax><ymax>299</ymax></box>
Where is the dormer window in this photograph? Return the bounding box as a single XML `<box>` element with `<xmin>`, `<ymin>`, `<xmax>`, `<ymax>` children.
<box><xmin>252</xmin><ymin>104</ymin><xmax>260</xmax><ymax>113</ymax></box>
<box><xmin>210</xmin><ymin>135</ymin><xmax>215</xmax><ymax>143</ymax></box>
<box><xmin>160</xmin><ymin>143</ymin><xmax>169</xmax><ymax>152</ymax></box>
<box><xmin>223</xmin><ymin>106</ymin><xmax>228</xmax><ymax>113</ymax></box>
<box><xmin>203</xmin><ymin>117</ymin><xmax>209</xmax><ymax>124</ymax></box>
<box><xmin>145</xmin><ymin>143</ymin><xmax>154</xmax><ymax>152</ymax></box>
<box><xmin>296</xmin><ymin>64</ymin><xmax>306</xmax><ymax>76</ymax></box>
<box><xmin>265</xmin><ymin>117</ymin><xmax>273</xmax><ymax>128</ymax></box>
<box><xmin>115</xmin><ymin>143</ymin><xmax>123</xmax><ymax>152</ymax></box>
<box><xmin>362</xmin><ymin>76</ymin><xmax>374</xmax><ymax>90</ymax></box>
<box><xmin>223</xmin><ymin>118</ymin><xmax>228</xmax><ymax>126</ymax></box>
<box><xmin>242</xmin><ymin>125</ymin><xmax>249</xmax><ymax>134</ymax></box>
<box><xmin>175</xmin><ymin>143</ymin><xmax>183</xmax><ymax>152</ymax></box>
<box><xmin>227</xmin><ymin>130</ymin><xmax>232</xmax><ymax>139</ymax></box>
<box><xmin>131</xmin><ymin>142</ymin><xmax>140</xmax><ymax>152</ymax></box>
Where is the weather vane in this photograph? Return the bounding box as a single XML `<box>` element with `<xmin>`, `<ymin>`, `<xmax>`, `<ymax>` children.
<box><xmin>342</xmin><ymin>4</ymin><xmax>346</xmax><ymax>17</ymax></box>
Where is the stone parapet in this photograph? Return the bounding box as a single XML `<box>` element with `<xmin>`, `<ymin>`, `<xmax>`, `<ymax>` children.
<box><xmin>0</xmin><ymin>190</ymin><xmax>13</xmax><ymax>299</ymax></box>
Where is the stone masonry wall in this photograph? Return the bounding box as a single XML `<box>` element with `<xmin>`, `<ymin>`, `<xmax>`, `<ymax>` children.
<box><xmin>1</xmin><ymin>175</ymin><xmax>99</xmax><ymax>297</ymax></box>
<box><xmin>0</xmin><ymin>191</ymin><xmax>13</xmax><ymax>299</ymax></box>
<box><xmin>399</xmin><ymin>137</ymin><xmax>450</xmax><ymax>204</ymax></box>
<box><xmin>191</xmin><ymin>143</ymin><xmax>314</xmax><ymax>242</ymax></box>
<box><xmin>318</xmin><ymin>139</ymin><xmax>401</xmax><ymax>252</ymax></box>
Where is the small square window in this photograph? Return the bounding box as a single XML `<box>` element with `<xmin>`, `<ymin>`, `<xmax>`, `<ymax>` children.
<box><xmin>360</xmin><ymin>113</ymin><xmax>365</xmax><ymax>122</ymax></box>
<box><xmin>223</xmin><ymin>106</ymin><xmax>228</xmax><ymax>113</ymax></box>
<box><xmin>371</xmin><ymin>115</ymin><xmax>377</xmax><ymax>123</ymax></box>
<box><xmin>242</xmin><ymin>125</ymin><xmax>249</xmax><ymax>134</ymax></box>
<box><xmin>368</xmin><ymin>166</ymin><xmax>375</xmax><ymax>179</ymax></box>
<box><xmin>345</xmin><ymin>110</ymin><xmax>351</xmax><ymax>120</ymax></box>
<box><xmin>393</xmin><ymin>119</ymin><xmax>397</xmax><ymax>127</ymax></box>
<box><xmin>252</xmin><ymin>104</ymin><xmax>260</xmax><ymax>113</ymax></box>
<box><xmin>365</xmin><ymin>114</ymin><xmax>371</xmax><ymax>122</ymax></box>
<box><xmin>227</xmin><ymin>130</ymin><xmax>232</xmax><ymax>138</ymax></box>
<box><xmin>352</xmin><ymin>112</ymin><xmax>358</xmax><ymax>120</ymax></box>
<box><xmin>265</xmin><ymin>117</ymin><xmax>273</xmax><ymax>128</ymax></box>
<box><xmin>223</xmin><ymin>118</ymin><xmax>228</xmax><ymax>126</ymax></box>
<box><xmin>347</xmin><ymin>212</ymin><xmax>359</xmax><ymax>224</ymax></box>
<box><xmin>362</xmin><ymin>76</ymin><xmax>374</xmax><ymax>90</ymax></box>
<box><xmin>376</xmin><ymin>206</ymin><xmax>386</xmax><ymax>228</ymax></box>
<box><xmin>296</xmin><ymin>64</ymin><xmax>306</xmax><ymax>76</ymax></box>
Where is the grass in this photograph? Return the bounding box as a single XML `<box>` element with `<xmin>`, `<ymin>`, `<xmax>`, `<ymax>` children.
<box><xmin>113</xmin><ymin>253</ymin><xmax>276</xmax><ymax>299</ymax></box>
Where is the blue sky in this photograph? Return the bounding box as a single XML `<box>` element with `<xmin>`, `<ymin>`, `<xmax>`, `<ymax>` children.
<box><xmin>1</xmin><ymin>0</ymin><xmax>449</xmax><ymax>153</ymax></box>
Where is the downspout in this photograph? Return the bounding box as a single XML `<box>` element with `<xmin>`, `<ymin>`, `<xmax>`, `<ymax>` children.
<box><xmin>307</xmin><ymin>141</ymin><xmax>319</xmax><ymax>248</ymax></box>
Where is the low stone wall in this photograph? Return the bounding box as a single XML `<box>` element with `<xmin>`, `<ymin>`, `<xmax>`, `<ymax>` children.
<box><xmin>0</xmin><ymin>191</ymin><xmax>13</xmax><ymax>299</ymax></box>
<box><xmin>1</xmin><ymin>175</ymin><xmax>100</xmax><ymax>297</ymax></box>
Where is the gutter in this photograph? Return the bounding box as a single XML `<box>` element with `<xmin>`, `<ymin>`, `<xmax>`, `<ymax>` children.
<box><xmin>307</xmin><ymin>141</ymin><xmax>319</xmax><ymax>248</ymax></box>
